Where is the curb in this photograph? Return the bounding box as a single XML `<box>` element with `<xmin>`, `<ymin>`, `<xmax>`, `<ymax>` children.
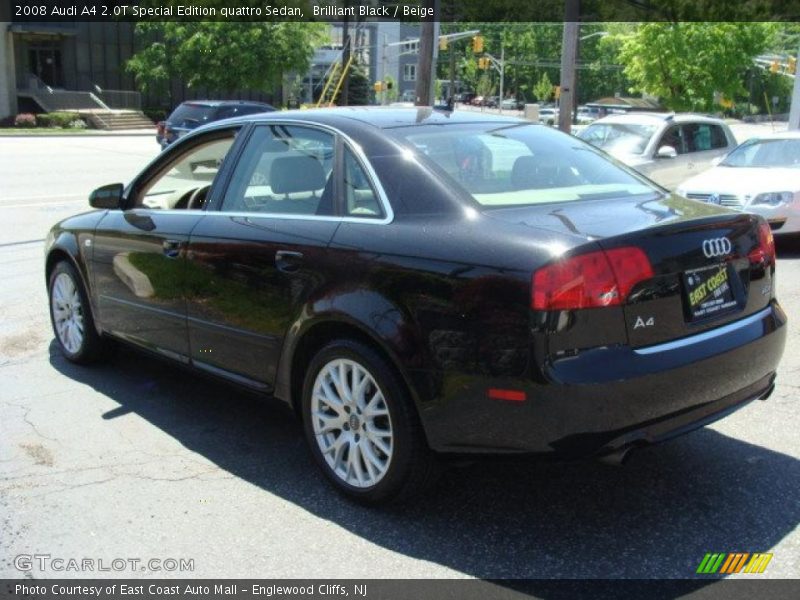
<box><xmin>0</xmin><ymin>130</ymin><xmax>156</xmax><ymax>138</ymax></box>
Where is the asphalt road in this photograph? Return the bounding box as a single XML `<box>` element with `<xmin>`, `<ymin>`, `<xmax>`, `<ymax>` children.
<box><xmin>0</xmin><ymin>134</ymin><xmax>798</xmax><ymax>581</ymax></box>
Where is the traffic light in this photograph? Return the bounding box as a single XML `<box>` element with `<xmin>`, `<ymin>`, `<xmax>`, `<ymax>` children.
<box><xmin>374</xmin><ymin>82</ymin><xmax>384</xmax><ymax>93</ymax></box>
<box><xmin>789</xmin><ymin>57</ymin><xmax>797</xmax><ymax>74</ymax></box>
<box><xmin>554</xmin><ymin>85</ymin><xmax>561</xmax><ymax>99</ymax></box>
<box><xmin>770</xmin><ymin>60</ymin><xmax>780</xmax><ymax>73</ymax></box>
<box><xmin>472</xmin><ymin>35</ymin><xmax>484</xmax><ymax>53</ymax></box>
<box><xmin>439</xmin><ymin>36</ymin><xmax>448</xmax><ymax>51</ymax></box>
<box><xmin>478</xmin><ymin>57</ymin><xmax>489</xmax><ymax>70</ymax></box>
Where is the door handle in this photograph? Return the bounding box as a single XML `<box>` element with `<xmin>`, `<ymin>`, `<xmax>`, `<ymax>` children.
<box><xmin>275</xmin><ymin>250</ymin><xmax>303</xmax><ymax>272</ymax></box>
<box><xmin>162</xmin><ymin>239</ymin><xmax>181</xmax><ymax>258</ymax></box>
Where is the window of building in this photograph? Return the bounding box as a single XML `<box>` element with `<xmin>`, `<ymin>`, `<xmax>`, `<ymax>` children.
<box><xmin>403</xmin><ymin>64</ymin><xmax>417</xmax><ymax>82</ymax></box>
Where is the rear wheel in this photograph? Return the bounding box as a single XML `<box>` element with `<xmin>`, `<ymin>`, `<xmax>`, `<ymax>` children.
<box><xmin>302</xmin><ymin>339</ymin><xmax>436</xmax><ymax>504</ymax></box>
<box><xmin>48</xmin><ymin>261</ymin><xmax>105</xmax><ymax>364</ymax></box>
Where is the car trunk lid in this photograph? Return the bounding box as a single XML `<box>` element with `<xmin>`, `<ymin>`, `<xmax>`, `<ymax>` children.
<box><xmin>487</xmin><ymin>194</ymin><xmax>775</xmax><ymax>349</ymax></box>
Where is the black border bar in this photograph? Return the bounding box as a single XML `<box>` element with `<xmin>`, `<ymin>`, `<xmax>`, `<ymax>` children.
<box><xmin>6</xmin><ymin>0</ymin><xmax>800</xmax><ymax>23</ymax></box>
<box><xmin>2</xmin><ymin>580</ymin><xmax>800</xmax><ymax>600</ymax></box>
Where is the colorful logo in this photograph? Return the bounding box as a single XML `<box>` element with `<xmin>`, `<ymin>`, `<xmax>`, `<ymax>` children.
<box><xmin>696</xmin><ymin>552</ymin><xmax>773</xmax><ymax>574</ymax></box>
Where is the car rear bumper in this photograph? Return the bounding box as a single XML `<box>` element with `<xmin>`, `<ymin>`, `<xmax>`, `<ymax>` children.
<box><xmin>418</xmin><ymin>302</ymin><xmax>787</xmax><ymax>456</ymax></box>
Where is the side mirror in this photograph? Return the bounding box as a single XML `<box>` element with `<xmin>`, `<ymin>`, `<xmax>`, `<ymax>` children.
<box><xmin>656</xmin><ymin>145</ymin><xmax>678</xmax><ymax>159</ymax></box>
<box><xmin>89</xmin><ymin>183</ymin><xmax>124</xmax><ymax>209</ymax></box>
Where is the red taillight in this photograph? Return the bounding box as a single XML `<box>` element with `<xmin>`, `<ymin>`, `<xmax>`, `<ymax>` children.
<box><xmin>488</xmin><ymin>388</ymin><xmax>527</xmax><ymax>402</ymax></box>
<box><xmin>532</xmin><ymin>247</ymin><xmax>653</xmax><ymax>311</ymax></box>
<box><xmin>748</xmin><ymin>221</ymin><xmax>776</xmax><ymax>267</ymax></box>
<box><xmin>605</xmin><ymin>247</ymin><xmax>654</xmax><ymax>301</ymax></box>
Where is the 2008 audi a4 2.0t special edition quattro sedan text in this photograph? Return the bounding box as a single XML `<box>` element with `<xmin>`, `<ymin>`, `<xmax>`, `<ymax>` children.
<box><xmin>44</xmin><ymin>108</ymin><xmax>787</xmax><ymax>504</ymax></box>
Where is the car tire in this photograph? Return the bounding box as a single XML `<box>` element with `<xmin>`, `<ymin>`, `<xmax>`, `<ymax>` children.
<box><xmin>48</xmin><ymin>260</ymin><xmax>106</xmax><ymax>364</ymax></box>
<box><xmin>302</xmin><ymin>339</ymin><xmax>437</xmax><ymax>505</ymax></box>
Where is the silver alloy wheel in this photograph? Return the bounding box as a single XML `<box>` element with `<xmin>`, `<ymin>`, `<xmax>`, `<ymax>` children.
<box><xmin>311</xmin><ymin>358</ymin><xmax>394</xmax><ymax>488</ymax></box>
<box><xmin>51</xmin><ymin>272</ymin><xmax>85</xmax><ymax>355</ymax></box>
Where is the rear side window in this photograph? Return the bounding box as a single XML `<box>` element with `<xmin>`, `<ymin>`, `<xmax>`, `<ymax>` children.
<box><xmin>343</xmin><ymin>148</ymin><xmax>383</xmax><ymax>218</ymax></box>
<box><xmin>221</xmin><ymin>125</ymin><xmax>335</xmax><ymax>216</ymax></box>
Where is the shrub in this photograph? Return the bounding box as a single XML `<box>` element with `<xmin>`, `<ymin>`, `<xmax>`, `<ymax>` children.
<box><xmin>142</xmin><ymin>107</ymin><xmax>168</xmax><ymax>123</ymax></box>
<box><xmin>37</xmin><ymin>112</ymin><xmax>79</xmax><ymax>128</ymax></box>
<box><xmin>14</xmin><ymin>113</ymin><xmax>37</xmax><ymax>128</ymax></box>
<box><xmin>68</xmin><ymin>119</ymin><xmax>87</xmax><ymax>129</ymax></box>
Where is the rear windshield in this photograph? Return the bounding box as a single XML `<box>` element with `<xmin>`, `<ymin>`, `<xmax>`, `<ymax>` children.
<box><xmin>214</xmin><ymin>104</ymin><xmax>272</xmax><ymax>120</ymax></box>
<box><xmin>578</xmin><ymin>122</ymin><xmax>657</xmax><ymax>155</ymax></box>
<box><xmin>168</xmin><ymin>104</ymin><xmax>216</xmax><ymax>126</ymax></box>
<box><xmin>721</xmin><ymin>138</ymin><xmax>800</xmax><ymax>168</ymax></box>
<box><xmin>394</xmin><ymin>123</ymin><xmax>656</xmax><ymax>207</ymax></box>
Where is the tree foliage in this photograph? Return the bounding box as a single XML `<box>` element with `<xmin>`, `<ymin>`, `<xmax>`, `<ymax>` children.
<box><xmin>533</xmin><ymin>72</ymin><xmax>553</xmax><ymax>102</ymax></box>
<box><xmin>342</xmin><ymin>65</ymin><xmax>371</xmax><ymax>106</ymax></box>
<box><xmin>127</xmin><ymin>21</ymin><xmax>327</xmax><ymax>99</ymax></box>
<box><xmin>617</xmin><ymin>22</ymin><xmax>777</xmax><ymax>111</ymax></box>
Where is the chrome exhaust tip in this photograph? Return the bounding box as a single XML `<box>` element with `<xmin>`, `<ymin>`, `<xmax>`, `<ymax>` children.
<box><xmin>598</xmin><ymin>447</ymin><xmax>633</xmax><ymax>466</ymax></box>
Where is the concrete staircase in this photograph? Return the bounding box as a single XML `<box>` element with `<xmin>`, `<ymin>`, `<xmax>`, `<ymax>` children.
<box><xmin>82</xmin><ymin>110</ymin><xmax>155</xmax><ymax>130</ymax></box>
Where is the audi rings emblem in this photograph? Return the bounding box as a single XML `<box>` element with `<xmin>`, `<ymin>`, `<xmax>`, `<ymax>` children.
<box><xmin>702</xmin><ymin>237</ymin><xmax>732</xmax><ymax>258</ymax></box>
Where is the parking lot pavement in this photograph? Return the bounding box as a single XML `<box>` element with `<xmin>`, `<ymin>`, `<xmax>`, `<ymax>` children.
<box><xmin>1</xmin><ymin>137</ymin><xmax>798</xmax><ymax>580</ymax></box>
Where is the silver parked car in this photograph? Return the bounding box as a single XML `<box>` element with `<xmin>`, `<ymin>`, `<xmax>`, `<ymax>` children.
<box><xmin>677</xmin><ymin>131</ymin><xmax>800</xmax><ymax>235</ymax></box>
<box><xmin>578</xmin><ymin>113</ymin><xmax>737</xmax><ymax>190</ymax></box>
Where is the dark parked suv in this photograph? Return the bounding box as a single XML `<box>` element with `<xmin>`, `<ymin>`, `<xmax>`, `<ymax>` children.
<box><xmin>156</xmin><ymin>100</ymin><xmax>275</xmax><ymax>149</ymax></box>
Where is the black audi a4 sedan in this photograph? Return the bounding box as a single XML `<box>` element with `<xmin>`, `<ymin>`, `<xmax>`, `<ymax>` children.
<box><xmin>45</xmin><ymin>108</ymin><xmax>786</xmax><ymax>503</ymax></box>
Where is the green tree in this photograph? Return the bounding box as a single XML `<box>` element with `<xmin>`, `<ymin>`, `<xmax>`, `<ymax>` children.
<box><xmin>476</xmin><ymin>72</ymin><xmax>495</xmax><ymax>98</ymax></box>
<box><xmin>343</xmin><ymin>65</ymin><xmax>371</xmax><ymax>106</ymax></box>
<box><xmin>533</xmin><ymin>72</ymin><xmax>553</xmax><ymax>102</ymax></box>
<box><xmin>616</xmin><ymin>22</ymin><xmax>777</xmax><ymax>111</ymax></box>
<box><xmin>384</xmin><ymin>76</ymin><xmax>399</xmax><ymax>103</ymax></box>
<box><xmin>127</xmin><ymin>21</ymin><xmax>327</xmax><ymax>99</ymax></box>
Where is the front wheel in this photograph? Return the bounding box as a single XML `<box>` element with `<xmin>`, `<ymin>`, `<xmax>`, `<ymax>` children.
<box><xmin>48</xmin><ymin>260</ymin><xmax>106</xmax><ymax>364</ymax></box>
<box><xmin>302</xmin><ymin>339</ymin><xmax>437</xmax><ymax>504</ymax></box>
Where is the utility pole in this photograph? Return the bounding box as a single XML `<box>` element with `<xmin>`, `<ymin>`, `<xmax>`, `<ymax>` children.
<box><xmin>790</xmin><ymin>45</ymin><xmax>800</xmax><ymax>130</ymax></box>
<box><xmin>415</xmin><ymin>0</ymin><xmax>436</xmax><ymax>105</ymax></box>
<box><xmin>558</xmin><ymin>0</ymin><xmax>580</xmax><ymax>133</ymax></box>
<box><xmin>381</xmin><ymin>33</ymin><xmax>389</xmax><ymax>105</ymax></box>
<box><xmin>444</xmin><ymin>0</ymin><xmax>456</xmax><ymax>103</ymax></box>
<box><xmin>449</xmin><ymin>41</ymin><xmax>456</xmax><ymax>102</ymax></box>
<box><xmin>499</xmin><ymin>45</ymin><xmax>504</xmax><ymax>113</ymax></box>
<box><xmin>341</xmin><ymin>8</ymin><xmax>350</xmax><ymax>105</ymax></box>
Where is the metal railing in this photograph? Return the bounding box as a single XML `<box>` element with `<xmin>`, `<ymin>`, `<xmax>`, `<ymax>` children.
<box><xmin>20</xmin><ymin>74</ymin><xmax>142</xmax><ymax>112</ymax></box>
<box><xmin>93</xmin><ymin>86</ymin><xmax>142</xmax><ymax>110</ymax></box>
<box><xmin>19</xmin><ymin>74</ymin><xmax>109</xmax><ymax>112</ymax></box>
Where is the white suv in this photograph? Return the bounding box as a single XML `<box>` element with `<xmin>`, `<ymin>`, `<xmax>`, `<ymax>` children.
<box><xmin>578</xmin><ymin>113</ymin><xmax>737</xmax><ymax>190</ymax></box>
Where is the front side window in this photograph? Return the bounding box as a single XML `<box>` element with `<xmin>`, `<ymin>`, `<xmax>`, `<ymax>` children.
<box><xmin>659</xmin><ymin>125</ymin><xmax>684</xmax><ymax>154</ymax></box>
<box><xmin>136</xmin><ymin>134</ymin><xmax>236</xmax><ymax>210</ymax></box>
<box><xmin>221</xmin><ymin>125</ymin><xmax>335</xmax><ymax>215</ymax></box>
<box><xmin>396</xmin><ymin>123</ymin><xmax>656</xmax><ymax>208</ymax></box>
